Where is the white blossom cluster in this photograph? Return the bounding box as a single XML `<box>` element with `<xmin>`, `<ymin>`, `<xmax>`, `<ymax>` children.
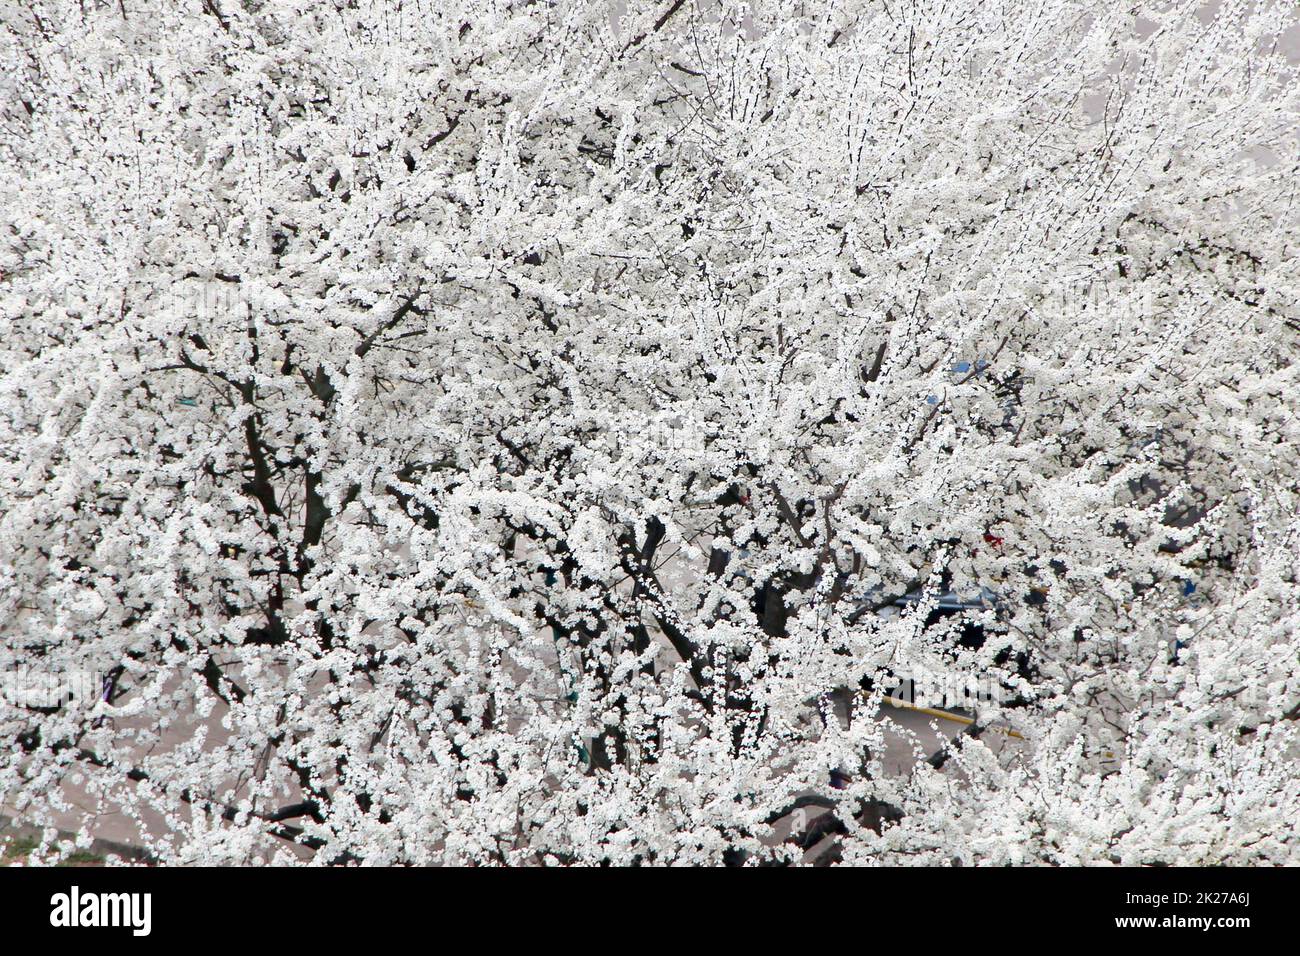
<box><xmin>1</xmin><ymin>0</ymin><xmax>1298</xmax><ymax>865</ymax></box>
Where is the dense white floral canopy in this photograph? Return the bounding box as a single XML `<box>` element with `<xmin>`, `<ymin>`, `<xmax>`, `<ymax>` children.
<box><xmin>1</xmin><ymin>0</ymin><xmax>1298</xmax><ymax>864</ymax></box>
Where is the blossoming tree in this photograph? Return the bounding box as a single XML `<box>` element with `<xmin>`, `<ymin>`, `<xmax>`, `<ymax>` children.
<box><xmin>2</xmin><ymin>0</ymin><xmax>1298</xmax><ymax>864</ymax></box>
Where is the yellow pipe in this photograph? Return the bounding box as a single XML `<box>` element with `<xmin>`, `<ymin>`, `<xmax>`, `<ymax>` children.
<box><xmin>880</xmin><ymin>694</ymin><xmax>1026</xmax><ymax>740</ymax></box>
